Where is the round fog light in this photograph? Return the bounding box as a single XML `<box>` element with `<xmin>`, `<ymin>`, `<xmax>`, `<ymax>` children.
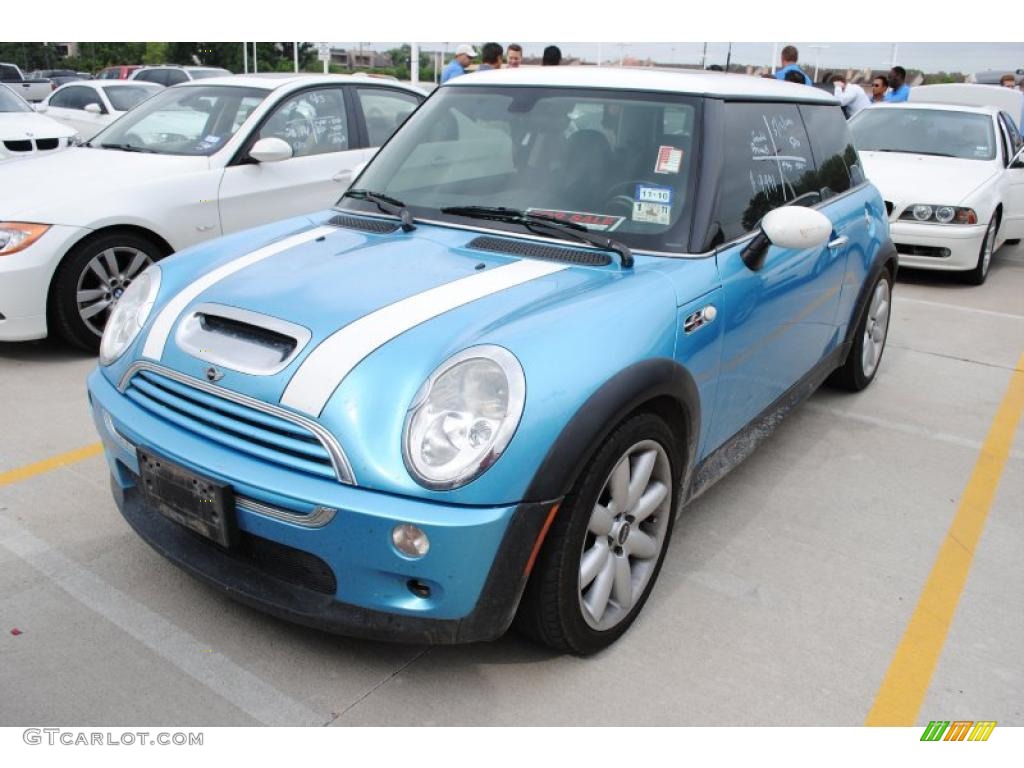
<box><xmin>392</xmin><ymin>524</ymin><xmax>430</xmax><ymax>558</ymax></box>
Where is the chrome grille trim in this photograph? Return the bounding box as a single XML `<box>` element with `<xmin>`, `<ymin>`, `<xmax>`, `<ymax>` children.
<box><xmin>236</xmin><ymin>497</ymin><xmax>337</xmax><ymax>528</ymax></box>
<box><xmin>117</xmin><ymin>361</ymin><xmax>356</xmax><ymax>485</ymax></box>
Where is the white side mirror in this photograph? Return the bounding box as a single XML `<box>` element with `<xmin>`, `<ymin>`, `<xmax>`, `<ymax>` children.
<box><xmin>84</xmin><ymin>103</ymin><xmax>102</xmax><ymax>114</ymax></box>
<box><xmin>761</xmin><ymin>206</ymin><xmax>832</xmax><ymax>249</ymax></box>
<box><xmin>249</xmin><ymin>137</ymin><xmax>293</xmax><ymax>163</ymax></box>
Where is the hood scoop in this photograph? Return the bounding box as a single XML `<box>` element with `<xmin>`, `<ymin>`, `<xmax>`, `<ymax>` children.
<box><xmin>327</xmin><ymin>213</ymin><xmax>401</xmax><ymax>235</ymax></box>
<box><xmin>175</xmin><ymin>304</ymin><xmax>311</xmax><ymax>376</ymax></box>
<box><xmin>467</xmin><ymin>235</ymin><xmax>611</xmax><ymax>266</ymax></box>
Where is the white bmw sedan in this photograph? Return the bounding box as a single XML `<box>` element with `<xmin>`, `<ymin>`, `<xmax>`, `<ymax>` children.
<box><xmin>0</xmin><ymin>74</ymin><xmax>424</xmax><ymax>348</ymax></box>
<box><xmin>0</xmin><ymin>84</ymin><xmax>78</xmax><ymax>161</ymax></box>
<box><xmin>851</xmin><ymin>98</ymin><xmax>1024</xmax><ymax>284</ymax></box>
<box><xmin>37</xmin><ymin>80</ymin><xmax>163</xmax><ymax>140</ymax></box>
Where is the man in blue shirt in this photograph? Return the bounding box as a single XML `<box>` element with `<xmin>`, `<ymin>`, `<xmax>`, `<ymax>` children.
<box><xmin>884</xmin><ymin>66</ymin><xmax>911</xmax><ymax>102</ymax></box>
<box><xmin>773</xmin><ymin>45</ymin><xmax>812</xmax><ymax>86</ymax></box>
<box><xmin>441</xmin><ymin>44</ymin><xmax>476</xmax><ymax>84</ymax></box>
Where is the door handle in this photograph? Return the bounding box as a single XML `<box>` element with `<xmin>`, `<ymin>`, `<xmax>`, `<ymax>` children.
<box><xmin>331</xmin><ymin>171</ymin><xmax>352</xmax><ymax>183</ymax></box>
<box><xmin>828</xmin><ymin>236</ymin><xmax>849</xmax><ymax>249</ymax></box>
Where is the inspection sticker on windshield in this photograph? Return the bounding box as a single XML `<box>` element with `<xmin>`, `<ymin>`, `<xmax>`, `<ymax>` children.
<box><xmin>632</xmin><ymin>202</ymin><xmax>671</xmax><ymax>225</ymax></box>
<box><xmin>526</xmin><ymin>209</ymin><xmax>625</xmax><ymax>232</ymax></box>
<box><xmin>654</xmin><ymin>146</ymin><xmax>683</xmax><ymax>174</ymax></box>
<box><xmin>635</xmin><ymin>184</ymin><xmax>673</xmax><ymax>205</ymax></box>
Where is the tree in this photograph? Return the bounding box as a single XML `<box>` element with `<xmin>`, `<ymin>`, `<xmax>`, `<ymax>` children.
<box><xmin>142</xmin><ymin>42</ymin><xmax>168</xmax><ymax>66</ymax></box>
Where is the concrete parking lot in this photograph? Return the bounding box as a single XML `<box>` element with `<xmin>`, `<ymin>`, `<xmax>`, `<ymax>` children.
<box><xmin>1</xmin><ymin>244</ymin><xmax>1021</xmax><ymax>726</ymax></box>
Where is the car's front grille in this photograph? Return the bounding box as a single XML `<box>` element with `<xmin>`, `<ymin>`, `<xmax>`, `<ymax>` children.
<box><xmin>231</xmin><ymin>530</ymin><xmax>337</xmax><ymax>595</ymax></box>
<box><xmin>3</xmin><ymin>140</ymin><xmax>31</xmax><ymax>152</ymax></box>
<box><xmin>35</xmin><ymin>138</ymin><xmax>59</xmax><ymax>150</ymax></box>
<box><xmin>124</xmin><ymin>368</ymin><xmax>339</xmax><ymax>480</ymax></box>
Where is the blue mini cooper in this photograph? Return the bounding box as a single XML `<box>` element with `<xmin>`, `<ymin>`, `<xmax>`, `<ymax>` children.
<box><xmin>88</xmin><ymin>68</ymin><xmax>896</xmax><ymax>654</ymax></box>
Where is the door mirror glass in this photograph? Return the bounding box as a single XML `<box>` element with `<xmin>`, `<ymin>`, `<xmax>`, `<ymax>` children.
<box><xmin>249</xmin><ymin>136</ymin><xmax>294</xmax><ymax>163</ymax></box>
<box><xmin>84</xmin><ymin>102</ymin><xmax>102</xmax><ymax>114</ymax></box>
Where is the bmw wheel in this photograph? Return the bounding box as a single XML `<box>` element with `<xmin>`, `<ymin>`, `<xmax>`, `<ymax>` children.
<box><xmin>965</xmin><ymin>216</ymin><xmax>997</xmax><ymax>286</ymax></box>
<box><xmin>516</xmin><ymin>412</ymin><xmax>679</xmax><ymax>654</ymax></box>
<box><xmin>52</xmin><ymin>232</ymin><xmax>164</xmax><ymax>352</ymax></box>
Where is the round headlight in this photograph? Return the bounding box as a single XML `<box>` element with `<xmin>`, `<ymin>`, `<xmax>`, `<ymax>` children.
<box><xmin>99</xmin><ymin>265</ymin><xmax>161</xmax><ymax>366</ymax></box>
<box><xmin>934</xmin><ymin>206</ymin><xmax>955</xmax><ymax>224</ymax></box>
<box><xmin>403</xmin><ymin>346</ymin><xmax>526</xmax><ymax>490</ymax></box>
<box><xmin>912</xmin><ymin>204</ymin><xmax>934</xmax><ymax>222</ymax></box>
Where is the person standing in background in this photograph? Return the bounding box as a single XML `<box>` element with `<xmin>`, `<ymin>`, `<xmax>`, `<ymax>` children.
<box><xmin>870</xmin><ymin>75</ymin><xmax>889</xmax><ymax>103</ymax></box>
<box><xmin>542</xmin><ymin>46</ymin><xmax>562</xmax><ymax>66</ymax></box>
<box><xmin>884</xmin><ymin>66</ymin><xmax>910</xmax><ymax>102</ymax></box>
<box><xmin>506</xmin><ymin>44</ymin><xmax>523</xmax><ymax>68</ymax></box>
<box><xmin>831</xmin><ymin>73</ymin><xmax>871</xmax><ymax>117</ymax></box>
<box><xmin>441</xmin><ymin>44</ymin><xmax>477</xmax><ymax>84</ymax></box>
<box><xmin>478</xmin><ymin>43</ymin><xmax>503</xmax><ymax>71</ymax></box>
<box><xmin>774</xmin><ymin>45</ymin><xmax>812</xmax><ymax>85</ymax></box>
<box><xmin>1000</xmin><ymin>74</ymin><xmax>1016</xmax><ymax>88</ymax></box>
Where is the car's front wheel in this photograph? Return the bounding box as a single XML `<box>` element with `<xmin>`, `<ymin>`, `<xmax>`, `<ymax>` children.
<box><xmin>964</xmin><ymin>216</ymin><xmax>997</xmax><ymax>286</ymax></box>
<box><xmin>515</xmin><ymin>412</ymin><xmax>679</xmax><ymax>654</ymax></box>
<box><xmin>52</xmin><ymin>232</ymin><xmax>164</xmax><ymax>351</ymax></box>
<box><xmin>828</xmin><ymin>267</ymin><xmax>892</xmax><ymax>391</ymax></box>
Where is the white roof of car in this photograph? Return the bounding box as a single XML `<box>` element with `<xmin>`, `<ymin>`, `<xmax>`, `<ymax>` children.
<box><xmin>445</xmin><ymin>66</ymin><xmax>838</xmax><ymax>103</ymax></box>
<box><xmin>861</xmin><ymin>101</ymin><xmax>999</xmax><ymax>117</ymax></box>
<box><xmin>176</xmin><ymin>73</ymin><xmax>424</xmax><ymax>94</ymax></box>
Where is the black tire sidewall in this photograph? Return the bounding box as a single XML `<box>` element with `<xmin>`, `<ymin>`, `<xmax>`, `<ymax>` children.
<box><xmin>52</xmin><ymin>232</ymin><xmax>163</xmax><ymax>351</ymax></box>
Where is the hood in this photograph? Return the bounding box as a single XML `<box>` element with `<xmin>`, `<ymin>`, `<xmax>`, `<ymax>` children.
<box><xmin>0</xmin><ymin>111</ymin><xmax>77</xmax><ymax>141</ymax></box>
<box><xmin>859</xmin><ymin>151</ymin><xmax>998</xmax><ymax>207</ymax></box>
<box><xmin>0</xmin><ymin>146</ymin><xmax>208</xmax><ymax>223</ymax></box>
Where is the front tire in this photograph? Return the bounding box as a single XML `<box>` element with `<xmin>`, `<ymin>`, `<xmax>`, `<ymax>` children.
<box><xmin>52</xmin><ymin>232</ymin><xmax>164</xmax><ymax>351</ymax></box>
<box><xmin>828</xmin><ymin>267</ymin><xmax>892</xmax><ymax>391</ymax></box>
<box><xmin>515</xmin><ymin>413</ymin><xmax>680</xmax><ymax>655</ymax></box>
<box><xmin>964</xmin><ymin>217</ymin><xmax>997</xmax><ymax>286</ymax></box>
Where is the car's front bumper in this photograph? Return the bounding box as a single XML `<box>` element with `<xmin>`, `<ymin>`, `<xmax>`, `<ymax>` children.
<box><xmin>889</xmin><ymin>220</ymin><xmax>986</xmax><ymax>272</ymax></box>
<box><xmin>88</xmin><ymin>368</ymin><xmax>558</xmax><ymax>644</ymax></box>
<box><xmin>0</xmin><ymin>224</ymin><xmax>89</xmax><ymax>341</ymax></box>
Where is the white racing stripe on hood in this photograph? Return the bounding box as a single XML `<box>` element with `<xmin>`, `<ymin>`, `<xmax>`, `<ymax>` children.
<box><xmin>141</xmin><ymin>226</ymin><xmax>335</xmax><ymax>361</ymax></box>
<box><xmin>281</xmin><ymin>259</ymin><xmax>569</xmax><ymax>416</ymax></box>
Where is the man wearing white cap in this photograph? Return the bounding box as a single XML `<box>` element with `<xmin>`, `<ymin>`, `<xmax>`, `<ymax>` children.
<box><xmin>442</xmin><ymin>44</ymin><xmax>477</xmax><ymax>83</ymax></box>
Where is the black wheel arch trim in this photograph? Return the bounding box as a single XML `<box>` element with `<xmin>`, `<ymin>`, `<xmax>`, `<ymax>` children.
<box><xmin>521</xmin><ymin>358</ymin><xmax>701</xmax><ymax>504</ymax></box>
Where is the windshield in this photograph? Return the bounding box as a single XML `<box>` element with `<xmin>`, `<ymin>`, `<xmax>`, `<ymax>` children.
<box><xmin>0</xmin><ymin>85</ymin><xmax>30</xmax><ymax>113</ymax></box>
<box><xmin>850</xmin><ymin>108</ymin><xmax>996</xmax><ymax>161</ymax></box>
<box><xmin>90</xmin><ymin>85</ymin><xmax>267</xmax><ymax>155</ymax></box>
<box><xmin>339</xmin><ymin>86</ymin><xmax>700</xmax><ymax>252</ymax></box>
<box><xmin>103</xmin><ymin>84</ymin><xmax>160</xmax><ymax>112</ymax></box>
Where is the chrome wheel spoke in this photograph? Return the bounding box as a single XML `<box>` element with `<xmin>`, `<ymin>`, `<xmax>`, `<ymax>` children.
<box><xmin>584</xmin><ymin>556</ymin><xmax>616</xmax><ymax>623</ymax></box>
<box><xmin>632</xmin><ymin>481</ymin><xmax>668</xmax><ymax>524</ymax></box>
<box><xmin>608</xmin><ymin>457</ymin><xmax>630</xmax><ymax>513</ymax></box>
<box><xmin>580</xmin><ymin>540</ymin><xmax>610</xmax><ymax>588</ymax></box>
<box><xmin>611</xmin><ymin>554</ymin><xmax>633</xmax><ymax>612</ymax></box>
<box><xmin>88</xmin><ymin>258</ymin><xmax>111</xmax><ymax>285</ymax></box>
<box><xmin>627</xmin><ymin>449</ymin><xmax>657</xmax><ymax>510</ymax></box>
<box><xmin>80</xmin><ymin>299</ymin><xmax>111</xmax><ymax>320</ymax></box>
<box><xmin>626</xmin><ymin>529</ymin><xmax>658</xmax><ymax>560</ymax></box>
<box><xmin>101</xmin><ymin>249</ymin><xmax>120</xmax><ymax>280</ymax></box>
<box><xmin>588</xmin><ymin>503</ymin><xmax>614</xmax><ymax>536</ymax></box>
<box><xmin>123</xmin><ymin>250</ymin><xmax>149</xmax><ymax>279</ymax></box>
<box><xmin>77</xmin><ymin>288</ymin><xmax>106</xmax><ymax>303</ymax></box>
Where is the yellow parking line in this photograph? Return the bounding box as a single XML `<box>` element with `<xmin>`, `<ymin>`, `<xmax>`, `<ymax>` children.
<box><xmin>866</xmin><ymin>353</ymin><xmax>1024</xmax><ymax>726</ymax></box>
<box><xmin>0</xmin><ymin>443</ymin><xmax>103</xmax><ymax>487</ymax></box>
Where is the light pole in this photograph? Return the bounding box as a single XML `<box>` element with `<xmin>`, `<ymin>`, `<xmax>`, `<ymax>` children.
<box><xmin>243</xmin><ymin>42</ymin><xmax>248</xmax><ymax>74</ymax></box>
<box><xmin>807</xmin><ymin>44</ymin><xmax>829</xmax><ymax>82</ymax></box>
<box><xmin>293</xmin><ymin>42</ymin><xmax>299</xmax><ymax>73</ymax></box>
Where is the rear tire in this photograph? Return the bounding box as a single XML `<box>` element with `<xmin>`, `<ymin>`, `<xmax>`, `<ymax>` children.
<box><xmin>828</xmin><ymin>267</ymin><xmax>892</xmax><ymax>392</ymax></box>
<box><xmin>52</xmin><ymin>232</ymin><xmax>164</xmax><ymax>352</ymax></box>
<box><xmin>515</xmin><ymin>412</ymin><xmax>680</xmax><ymax>655</ymax></box>
<box><xmin>964</xmin><ymin>217</ymin><xmax>997</xmax><ymax>286</ymax></box>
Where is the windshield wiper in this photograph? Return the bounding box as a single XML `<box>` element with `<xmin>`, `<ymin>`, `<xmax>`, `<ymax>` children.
<box><xmin>342</xmin><ymin>189</ymin><xmax>416</xmax><ymax>231</ymax></box>
<box><xmin>98</xmin><ymin>142</ymin><xmax>156</xmax><ymax>154</ymax></box>
<box><xmin>873</xmin><ymin>149</ymin><xmax>957</xmax><ymax>157</ymax></box>
<box><xmin>440</xmin><ymin>206</ymin><xmax>634</xmax><ymax>268</ymax></box>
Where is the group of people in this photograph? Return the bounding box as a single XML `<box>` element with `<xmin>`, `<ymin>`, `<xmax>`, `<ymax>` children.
<box><xmin>441</xmin><ymin>43</ymin><xmax>563</xmax><ymax>83</ymax></box>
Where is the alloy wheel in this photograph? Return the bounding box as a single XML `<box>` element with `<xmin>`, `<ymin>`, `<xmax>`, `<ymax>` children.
<box><xmin>861</xmin><ymin>278</ymin><xmax>890</xmax><ymax>379</ymax></box>
<box><xmin>75</xmin><ymin>246</ymin><xmax>154</xmax><ymax>338</ymax></box>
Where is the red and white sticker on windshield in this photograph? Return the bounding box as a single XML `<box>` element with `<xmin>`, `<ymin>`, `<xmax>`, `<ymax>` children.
<box><xmin>526</xmin><ymin>209</ymin><xmax>626</xmax><ymax>232</ymax></box>
<box><xmin>654</xmin><ymin>146</ymin><xmax>683</xmax><ymax>175</ymax></box>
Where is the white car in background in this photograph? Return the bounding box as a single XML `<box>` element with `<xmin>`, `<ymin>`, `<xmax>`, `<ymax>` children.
<box><xmin>850</xmin><ymin>85</ymin><xmax>1024</xmax><ymax>285</ymax></box>
<box><xmin>130</xmin><ymin>65</ymin><xmax>232</xmax><ymax>87</ymax></box>
<box><xmin>0</xmin><ymin>84</ymin><xmax>78</xmax><ymax>160</ymax></box>
<box><xmin>0</xmin><ymin>73</ymin><xmax>425</xmax><ymax>349</ymax></box>
<box><xmin>37</xmin><ymin>80</ymin><xmax>162</xmax><ymax>140</ymax></box>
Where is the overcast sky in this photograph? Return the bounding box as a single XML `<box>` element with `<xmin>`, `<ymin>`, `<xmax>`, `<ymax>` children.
<box><xmin>337</xmin><ymin>42</ymin><xmax>1024</xmax><ymax>74</ymax></box>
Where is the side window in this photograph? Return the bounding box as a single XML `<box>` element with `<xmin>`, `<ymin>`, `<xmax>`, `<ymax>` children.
<box><xmin>999</xmin><ymin>112</ymin><xmax>1022</xmax><ymax>158</ymax></box>
<box><xmin>799</xmin><ymin>104</ymin><xmax>857</xmax><ymax>199</ymax></box>
<box><xmin>165</xmin><ymin>70</ymin><xmax>188</xmax><ymax>86</ymax></box>
<box><xmin>134</xmin><ymin>70</ymin><xmax>160</xmax><ymax>84</ymax></box>
<box><xmin>49</xmin><ymin>88</ymin><xmax>73</xmax><ymax>108</ymax></box>
<box><xmin>718</xmin><ymin>102</ymin><xmax>816</xmax><ymax>241</ymax></box>
<box><xmin>356</xmin><ymin>88</ymin><xmax>421</xmax><ymax>146</ymax></box>
<box><xmin>258</xmin><ymin>88</ymin><xmax>349</xmax><ymax>158</ymax></box>
<box><xmin>56</xmin><ymin>87</ymin><xmax>97</xmax><ymax>111</ymax></box>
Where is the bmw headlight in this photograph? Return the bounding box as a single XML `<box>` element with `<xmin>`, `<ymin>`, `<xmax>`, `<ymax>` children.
<box><xmin>403</xmin><ymin>345</ymin><xmax>526</xmax><ymax>490</ymax></box>
<box><xmin>98</xmin><ymin>265</ymin><xmax>161</xmax><ymax>366</ymax></box>
<box><xmin>900</xmin><ymin>204</ymin><xmax>977</xmax><ymax>225</ymax></box>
